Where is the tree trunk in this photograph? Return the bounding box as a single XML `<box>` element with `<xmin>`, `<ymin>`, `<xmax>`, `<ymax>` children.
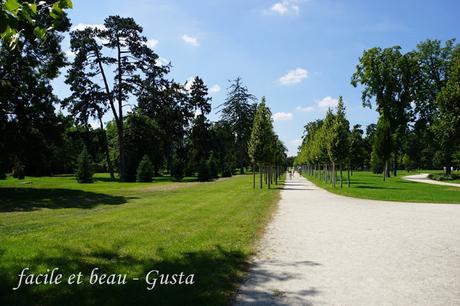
<box><xmin>347</xmin><ymin>166</ymin><xmax>350</xmax><ymax>188</ymax></box>
<box><xmin>116</xmin><ymin>122</ymin><xmax>126</xmax><ymax>181</ymax></box>
<box><xmin>384</xmin><ymin>159</ymin><xmax>391</xmax><ymax>181</ymax></box>
<box><xmin>252</xmin><ymin>163</ymin><xmax>255</xmax><ymax>189</ymax></box>
<box><xmin>116</xmin><ymin>35</ymin><xmax>127</xmax><ymax>181</ymax></box>
<box><xmin>393</xmin><ymin>152</ymin><xmax>398</xmax><ymax>177</ymax></box>
<box><xmin>259</xmin><ymin>165</ymin><xmax>263</xmax><ymax>189</ymax></box>
<box><xmin>332</xmin><ymin>162</ymin><xmax>336</xmax><ymax>188</ymax></box>
<box><xmin>340</xmin><ymin>163</ymin><xmax>343</xmax><ymax>189</ymax></box>
<box><xmin>268</xmin><ymin>166</ymin><xmax>271</xmax><ymax>189</ymax></box>
<box><xmin>98</xmin><ymin>116</ymin><xmax>114</xmax><ymax>180</ymax></box>
<box><xmin>275</xmin><ymin>165</ymin><xmax>278</xmax><ymax>185</ymax></box>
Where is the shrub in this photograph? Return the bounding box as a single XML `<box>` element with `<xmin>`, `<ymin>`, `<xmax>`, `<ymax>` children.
<box><xmin>370</xmin><ymin>150</ymin><xmax>383</xmax><ymax>174</ymax></box>
<box><xmin>12</xmin><ymin>159</ymin><xmax>25</xmax><ymax>179</ymax></box>
<box><xmin>402</xmin><ymin>154</ymin><xmax>417</xmax><ymax>172</ymax></box>
<box><xmin>136</xmin><ymin>155</ymin><xmax>154</xmax><ymax>182</ymax></box>
<box><xmin>197</xmin><ymin>159</ymin><xmax>211</xmax><ymax>182</ymax></box>
<box><xmin>171</xmin><ymin>155</ymin><xmax>185</xmax><ymax>181</ymax></box>
<box><xmin>208</xmin><ymin>153</ymin><xmax>219</xmax><ymax>179</ymax></box>
<box><xmin>428</xmin><ymin>173</ymin><xmax>460</xmax><ymax>181</ymax></box>
<box><xmin>221</xmin><ymin>163</ymin><xmax>233</xmax><ymax>177</ymax></box>
<box><xmin>76</xmin><ymin>147</ymin><xmax>94</xmax><ymax>183</ymax></box>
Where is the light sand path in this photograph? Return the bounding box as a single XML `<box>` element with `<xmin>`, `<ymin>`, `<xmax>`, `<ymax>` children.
<box><xmin>404</xmin><ymin>173</ymin><xmax>460</xmax><ymax>188</ymax></box>
<box><xmin>235</xmin><ymin>173</ymin><xmax>460</xmax><ymax>306</ymax></box>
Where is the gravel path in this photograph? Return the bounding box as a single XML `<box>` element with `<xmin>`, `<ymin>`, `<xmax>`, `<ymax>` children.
<box><xmin>234</xmin><ymin>173</ymin><xmax>460</xmax><ymax>306</ymax></box>
<box><xmin>404</xmin><ymin>173</ymin><xmax>460</xmax><ymax>188</ymax></box>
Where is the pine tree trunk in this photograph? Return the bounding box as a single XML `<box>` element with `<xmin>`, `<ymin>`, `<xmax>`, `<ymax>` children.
<box><xmin>99</xmin><ymin>117</ymin><xmax>114</xmax><ymax>180</ymax></box>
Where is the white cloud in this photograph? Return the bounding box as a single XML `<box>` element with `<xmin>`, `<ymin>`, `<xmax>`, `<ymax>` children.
<box><xmin>71</xmin><ymin>23</ymin><xmax>106</xmax><ymax>31</ymax></box>
<box><xmin>145</xmin><ymin>39</ymin><xmax>159</xmax><ymax>49</ymax></box>
<box><xmin>270</xmin><ymin>1</ymin><xmax>301</xmax><ymax>15</ymax></box>
<box><xmin>209</xmin><ymin>84</ymin><xmax>221</xmax><ymax>93</ymax></box>
<box><xmin>273</xmin><ymin>112</ymin><xmax>293</xmax><ymax>121</ymax></box>
<box><xmin>317</xmin><ymin>96</ymin><xmax>339</xmax><ymax>108</ymax></box>
<box><xmin>271</xmin><ymin>2</ymin><xmax>289</xmax><ymax>15</ymax></box>
<box><xmin>182</xmin><ymin>34</ymin><xmax>199</xmax><ymax>47</ymax></box>
<box><xmin>296</xmin><ymin>106</ymin><xmax>314</xmax><ymax>112</ymax></box>
<box><xmin>279</xmin><ymin>68</ymin><xmax>308</xmax><ymax>85</ymax></box>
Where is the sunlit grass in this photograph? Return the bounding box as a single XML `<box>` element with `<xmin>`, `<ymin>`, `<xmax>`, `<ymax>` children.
<box><xmin>303</xmin><ymin>170</ymin><xmax>460</xmax><ymax>204</ymax></box>
<box><xmin>0</xmin><ymin>174</ymin><xmax>282</xmax><ymax>305</ymax></box>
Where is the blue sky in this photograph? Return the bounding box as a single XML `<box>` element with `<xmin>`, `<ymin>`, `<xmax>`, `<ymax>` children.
<box><xmin>53</xmin><ymin>0</ymin><xmax>460</xmax><ymax>155</ymax></box>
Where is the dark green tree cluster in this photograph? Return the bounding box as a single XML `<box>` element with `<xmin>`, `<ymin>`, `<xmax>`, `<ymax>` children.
<box><xmin>0</xmin><ymin>0</ymin><xmax>71</xmax><ymax>179</ymax></box>
<box><xmin>296</xmin><ymin>39</ymin><xmax>460</xmax><ymax>181</ymax></box>
<box><xmin>248</xmin><ymin>97</ymin><xmax>287</xmax><ymax>189</ymax></box>
<box><xmin>0</xmin><ymin>9</ymin><xmax>261</xmax><ymax>183</ymax></box>
<box><xmin>352</xmin><ymin>39</ymin><xmax>460</xmax><ymax>176</ymax></box>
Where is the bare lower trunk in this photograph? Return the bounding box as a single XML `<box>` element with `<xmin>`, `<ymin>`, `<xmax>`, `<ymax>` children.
<box><xmin>340</xmin><ymin>163</ymin><xmax>343</xmax><ymax>189</ymax></box>
<box><xmin>268</xmin><ymin>166</ymin><xmax>271</xmax><ymax>189</ymax></box>
<box><xmin>99</xmin><ymin>116</ymin><xmax>114</xmax><ymax>180</ymax></box>
<box><xmin>332</xmin><ymin>163</ymin><xmax>336</xmax><ymax>188</ymax></box>
<box><xmin>347</xmin><ymin>166</ymin><xmax>350</xmax><ymax>188</ymax></box>
<box><xmin>259</xmin><ymin>165</ymin><xmax>263</xmax><ymax>189</ymax></box>
<box><xmin>252</xmin><ymin>163</ymin><xmax>255</xmax><ymax>189</ymax></box>
<box><xmin>393</xmin><ymin>153</ymin><xmax>398</xmax><ymax>177</ymax></box>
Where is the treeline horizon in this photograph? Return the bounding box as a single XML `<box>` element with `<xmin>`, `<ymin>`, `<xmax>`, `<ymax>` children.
<box><xmin>0</xmin><ymin>11</ymin><xmax>288</xmax><ymax>182</ymax></box>
<box><xmin>295</xmin><ymin>38</ymin><xmax>460</xmax><ymax>181</ymax></box>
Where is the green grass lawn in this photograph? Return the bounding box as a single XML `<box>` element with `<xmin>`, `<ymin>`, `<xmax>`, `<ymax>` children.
<box><xmin>0</xmin><ymin>174</ymin><xmax>282</xmax><ymax>306</ymax></box>
<box><xmin>303</xmin><ymin>170</ymin><xmax>460</xmax><ymax>204</ymax></box>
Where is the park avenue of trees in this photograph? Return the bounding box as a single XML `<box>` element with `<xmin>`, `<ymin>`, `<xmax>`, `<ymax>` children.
<box><xmin>295</xmin><ymin>40</ymin><xmax>460</xmax><ymax>185</ymax></box>
<box><xmin>0</xmin><ymin>3</ymin><xmax>287</xmax><ymax>184</ymax></box>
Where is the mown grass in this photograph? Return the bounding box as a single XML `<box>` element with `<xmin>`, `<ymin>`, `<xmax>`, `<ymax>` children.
<box><xmin>0</xmin><ymin>174</ymin><xmax>282</xmax><ymax>306</ymax></box>
<box><xmin>303</xmin><ymin>170</ymin><xmax>460</xmax><ymax>204</ymax></box>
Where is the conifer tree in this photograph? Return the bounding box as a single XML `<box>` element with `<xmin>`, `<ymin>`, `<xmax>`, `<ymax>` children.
<box><xmin>76</xmin><ymin>147</ymin><xmax>94</xmax><ymax>183</ymax></box>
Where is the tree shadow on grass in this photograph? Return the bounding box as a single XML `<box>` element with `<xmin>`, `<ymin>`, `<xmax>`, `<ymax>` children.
<box><xmin>0</xmin><ymin>245</ymin><xmax>249</xmax><ymax>306</ymax></box>
<box><xmin>0</xmin><ymin>188</ymin><xmax>134</xmax><ymax>212</ymax></box>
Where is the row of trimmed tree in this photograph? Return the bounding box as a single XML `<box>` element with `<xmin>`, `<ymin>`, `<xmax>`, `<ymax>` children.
<box><xmin>248</xmin><ymin>97</ymin><xmax>287</xmax><ymax>189</ymax></box>
<box><xmin>295</xmin><ymin>98</ymin><xmax>352</xmax><ymax>188</ymax></box>
<box><xmin>296</xmin><ymin>39</ymin><xmax>460</xmax><ymax>180</ymax></box>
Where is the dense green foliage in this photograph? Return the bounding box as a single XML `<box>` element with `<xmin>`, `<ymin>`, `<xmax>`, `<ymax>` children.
<box><xmin>248</xmin><ymin>97</ymin><xmax>287</xmax><ymax>188</ymax></box>
<box><xmin>295</xmin><ymin>99</ymin><xmax>351</xmax><ymax>188</ymax></box>
<box><xmin>76</xmin><ymin>147</ymin><xmax>94</xmax><ymax>183</ymax></box>
<box><xmin>0</xmin><ymin>3</ymin><xmax>70</xmax><ymax>176</ymax></box>
<box><xmin>219</xmin><ymin>77</ymin><xmax>257</xmax><ymax>174</ymax></box>
<box><xmin>0</xmin><ymin>0</ymin><xmax>72</xmax><ymax>49</ymax></box>
<box><xmin>0</xmin><ymin>9</ymin><xmax>282</xmax><ymax>182</ymax></box>
<box><xmin>297</xmin><ymin>39</ymin><xmax>460</xmax><ymax>182</ymax></box>
<box><xmin>136</xmin><ymin>155</ymin><xmax>154</xmax><ymax>182</ymax></box>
